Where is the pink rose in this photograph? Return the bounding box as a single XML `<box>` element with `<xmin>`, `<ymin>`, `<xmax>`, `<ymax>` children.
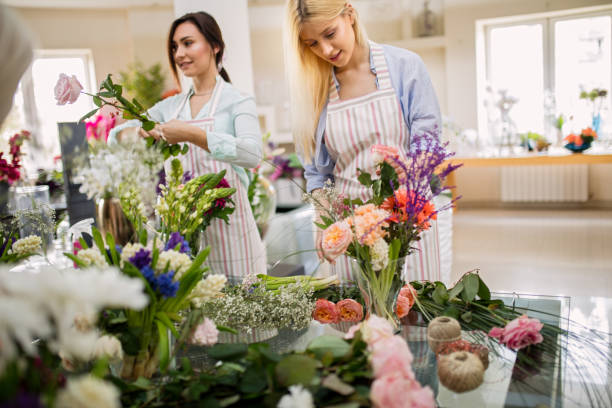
<box><xmin>321</xmin><ymin>221</ymin><xmax>353</xmax><ymax>260</ymax></box>
<box><xmin>336</xmin><ymin>299</ymin><xmax>364</xmax><ymax>323</ymax></box>
<box><xmin>395</xmin><ymin>295</ymin><xmax>412</xmax><ymax>318</ymax></box>
<box><xmin>344</xmin><ymin>323</ymin><xmax>362</xmax><ymax>340</ymax></box>
<box><xmin>371</xmin><ymin>144</ymin><xmax>399</xmax><ymax>164</ymax></box>
<box><xmin>370</xmin><ymin>372</ymin><xmax>436</xmax><ymax>408</ymax></box>
<box><xmin>189</xmin><ymin>318</ymin><xmax>219</xmax><ymax>346</ymax></box>
<box><xmin>361</xmin><ymin>315</ymin><xmax>394</xmax><ymax>346</ymax></box>
<box><xmin>488</xmin><ymin>315</ymin><xmax>543</xmax><ymax>350</ymax></box>
<box><xmin>312</xmin><ymin>299</ymin><xmax>339</xmax><ymax>324</ymax></box>
<box><xmin>370</xmin><ymin>335</ymin><xmax>414</xmax><ymax>379</ymax></box>
<box><xmin>54</xmin><ymin>73</ymin><xmax>83</xmax><ymax>105</ymax></box>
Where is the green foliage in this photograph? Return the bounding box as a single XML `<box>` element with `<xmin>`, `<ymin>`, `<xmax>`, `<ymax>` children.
<box><xmin>579</xmin><ymin>88</ymin><xmax>608</xmax><ymax>102</ymax></box>
<box><xmin>119</xmin><ymin>61</ymin><xmax>166</xmax><ymax>111</ymax></box>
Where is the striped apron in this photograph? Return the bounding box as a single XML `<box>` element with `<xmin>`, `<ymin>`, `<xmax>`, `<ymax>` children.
<box><xmin>324</xmin><ymin>41</ymin><xmax>441</xmax><ymax>283</ymax></box>
<box><xmin>168</xmin><ymin>79</ymin><xmax>266</xmax><ymax>279</ymax></box>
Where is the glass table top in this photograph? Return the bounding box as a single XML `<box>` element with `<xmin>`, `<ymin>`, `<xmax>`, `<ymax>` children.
<box><xmin>183</xmin><ymin>292</ymin><xmax>612</xmax><ymax>408</ymax></box>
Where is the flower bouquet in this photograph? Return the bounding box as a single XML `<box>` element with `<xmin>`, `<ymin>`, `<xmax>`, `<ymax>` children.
<box><xmin>564</xmin><ymin>127</ymin><xmax>597</xmax><ymax>153</ymax></box>
<box><xmin>0</xmin><ymin>130</ymin><xmax>30</xmax><ymax>213</ymax></box>
<box><xmin>309</xmin><ymin>132</ymin><xmax>460</xmax><ymax>328</ymax></box>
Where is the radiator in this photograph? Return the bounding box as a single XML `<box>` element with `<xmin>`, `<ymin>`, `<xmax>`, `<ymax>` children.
<box><xmin>500</xmin><ymin>165</ymin><xmax>588</xmax><ymax>202</ymax></box>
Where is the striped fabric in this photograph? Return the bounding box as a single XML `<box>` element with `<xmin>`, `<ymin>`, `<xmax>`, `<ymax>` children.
<box><xmin>168</xmin><ymin>80</ymin><xmax>267</xmax><ymax>278</ymax></box>
<box><xmin>325</xmin><ymin>41</ymin><xmax>441</xmax><ymax>283</ymax></box>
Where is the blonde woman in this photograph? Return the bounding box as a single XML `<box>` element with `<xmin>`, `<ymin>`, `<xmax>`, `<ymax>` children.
<box><xmin>110</xmin><ymin>12</ymin><xmax>266</xmax><ymax>279</ymax></box>
<box><xmin>284</xmin><ymin>0</ymin><xmax>442</xmax><ymax>282</ymax></box>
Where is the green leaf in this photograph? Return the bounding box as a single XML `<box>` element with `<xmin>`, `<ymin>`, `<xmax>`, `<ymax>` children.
<box><xmin>181</xmin><ymin>144</ymin><xmax>189</xmax><ymax>154</ymax></box>
<box><xmin>442</xmin><ymin>305</ymin><xmax>460</xmax><ymax>320</ymax></box>
<box><xmin>432</xmin><ymin>283</ymin><xmax>449</xmax><ymax>306</ymax></box>
<box><xmin>98</xmin><ymin>91</ymin><xmax>114</xmax><ymax>98</ymax></box>
<box><xmin>357</xmin><ymin>170</ymin><xmax>373</xmax><ymax>187</ymax></box>
<box><xmin>63</xmin><ymin>253</ymin><xmax>88</xmax><ymax>268</ymax></box>
<box><xmin>207</xmin><ymin>343</ymin><xmax>248</xmax><ymax>361</ymax></box>
<box><xmin>322</xmin><ymin>374</ymin><xmax>355</xmax><ymax>396</ymax></box>
<box><xmin>275</xmin><ymin>355</ymin><xmax>319</xmax><ymax>387</ymax></box>
<box><xmin>79</xmin><ymin>108</ymin><xmax>99</xmax><ymax>123</ymax></box>
<box><xmin>461</xmin><ymin>311</ymin><xmax>473</xmax><ymax>323</ymax></box>
<box><xmin>308</xmin><ymin>335</ymin><xmax>351</xmax><ymax>360</ymax></box>
<box><xmin>113</xmin><ymin>84</ymin><xmax>123</xmax><ymax>96</ymax></box>
<box><xmin>156</xmin><ymin>320</ymin><xmax>170</xmax><ymax>371</ymax></box>
<box><xmin>216</xmin><ymin>325</ymin><xmax>238</xmax><ymax>335</ymax></box>
<box><xmin>447</xmin><ymin>281</ymin><xmax>464</xmax><ymax>300</ymax></box>
<box><xmin>462</xmin><ymin>273</ymin><xmax>479</xmax><ymax>303</ymax></box>
<box><xmin>142</xmin><ymin>120</ymin><xmax>155</xmax><ymax>131</ymax></box>
<box><xmin>239</xmin><ymin>366</ymin><xmax>267</xmax><ymax>393</ymax></box>
<box><xmin>219</xmin><ymin>395</ymin><xmax>240</xmax><ymax>407</ymax></box>
<box><xmin>91</xmin><ymin>228</ymin><xmax>111</xmax><ymax>264</ymax></box>
<box><xmin>155</xmin><ymin>312</ymin><xmax>179</xmax><ymax>338</ymax></box>
<box><xmin>477</xmin><ymin>276</ymin><xmax>491</xmax><ymax>300</ymax></box>
<box><xmin>105</xmin><ymin>232</ymin><xmax>119</xmax><ymax>265</ymax></box>
<box><xmin>93</xmin><ymin>95</ymin><xmax>103</xmax><ymax>107</ymax></box>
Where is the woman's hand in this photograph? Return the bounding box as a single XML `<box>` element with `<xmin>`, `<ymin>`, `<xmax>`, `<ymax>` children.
<box><xmin>138</xmin><ymin>120</ymin><xmax>207</xmax><ymax>148</ymax></box>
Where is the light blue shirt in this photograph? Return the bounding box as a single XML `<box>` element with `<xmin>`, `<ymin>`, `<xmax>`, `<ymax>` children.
<box><xmin>108</xmin><ymin>77</ymin><xmax>262</xmax><ymax>188</ymax></box>
<box><xmin>303</xmin><ymin>43</ymin><xmax>442</xmax><ymax>192</ymax></box>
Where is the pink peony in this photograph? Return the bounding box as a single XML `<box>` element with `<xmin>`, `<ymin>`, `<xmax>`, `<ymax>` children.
<box><xmin>371</xmin><ymin>144</ymin><xmax>399</xmax><ymax>164</ymax></box>
<box><xmin>344</xmin><ymin>323</ymin><xmax>362</xmax><ymax>340</ymax></box>
<box><xmin>361</xmin><ymin>315</ymin><xmax>394</xmax><ymax>346</ymax></box>
<box><xmin>312</xmin><ymin>299</ymin><xmax>339</xmax><ymax>324</ymax></box>
<box><xmin>336</xmin><ymin>299</ymin><xmax>364</xmax><ymax>323</ymax></box>
<box><xmin>370</xmin><ymin>335</ymin><xmax>415</xmax><ymax>379</ymax></box>
<box><xmin>321</xmin><ymin>221</ymin><xmax>353</xmax><ymax>260</ymax></box>
<box><xmin>395</xmin><ymin>295</ymin><xmax>412</xmax><ymax>318</ymax></box>
<box><xmin>54</xmin><ymin>73</ymin><xmax>83</xmax><ymax>105</ymax></box>
<box><xmin>488</xmin><ymin>315</ymin><xmax>543</xmax><ymax>350</ymax></box>
<box><xmin>189</xmin><ymin>318</ymin><xmax>219</xmax><ymax>346</ymax></box>
<box><xmin>370</xmin><ymin>372</ymin><xmax>436</xmax><ymax>408</ymax></box>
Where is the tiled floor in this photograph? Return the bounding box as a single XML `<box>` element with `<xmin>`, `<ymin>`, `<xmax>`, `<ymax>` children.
<box><xmin>452</xmin><ymin>209</ymin><xmax>612</xmax><ymax>298</ymax></box>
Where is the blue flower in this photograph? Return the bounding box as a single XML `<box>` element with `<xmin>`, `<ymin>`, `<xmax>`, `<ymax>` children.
<box><xmin>164</xmin><ymin>232</ymin><xmax>191</xmax><ymax>255</ymax></box>
<box><xmin>141</xmin><ymin>265</ymin><xmax>157</xmax><ymax>289</ymax></box>
<box><xmin>115</xmin><ymin>244</ymin><xmax>123</xmax><ymax>255</ymax></box>
<box><xmin>129</xmin><ymin>248</ymin><xmax>152</xmax><ymax>270</ymax></box>
<box><xmin>156</xmin><ymin>271</ymin><xmax>179</xmax><ymax>298</ymax></box>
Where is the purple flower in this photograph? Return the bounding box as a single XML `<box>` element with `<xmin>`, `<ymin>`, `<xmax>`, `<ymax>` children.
<box><xmin>1</xmin><ymin>391</ymin><xmax>43</xmax><ymax>408</ymax></box>
<box><xmin>205</xmin><ymin>178</ymin><xmax>231</xmax><ymax>215</ymax></box>
<box><xmin>128</xmin><ymin>248</ymin><xmax>152</xmax><ymax>270</ymax></box>
<box><xmin>141</xmin><ymin>265</ymin><xmax>156</xmax><ymax>289</ymax></box>
<box><xmin>165</xmin><ymin>232</ymin><xmax>191</xmax><ymax>254</ymax></box>
<box><xmin>156</xmin><ymin>271</ymin><xmax>179</xmax><ymax>298</ymax></box>
<box><xmin>156</xmin><ymin>169</ymin><xmax>166</xmax><ymax>195</ymax></box>
<box><xmin>183</xmin><ymin>171</ymin><xmax>193</xmax><ymax>183</ymax></box>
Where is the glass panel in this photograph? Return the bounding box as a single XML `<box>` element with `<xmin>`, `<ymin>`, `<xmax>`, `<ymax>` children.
<box><xmin>30</xmin><ymin>56</ymin><xmax>94</xmax><ymax>169</ymax></box>
<box><xmin>555</xmin><ymin>15</ymin><xmax>611</xmax><ymax>139</ymax></box>
<box><xmin>489</xmin><ymin>23</ymin><xmax>545</xmax><ymax>134</ymax></box>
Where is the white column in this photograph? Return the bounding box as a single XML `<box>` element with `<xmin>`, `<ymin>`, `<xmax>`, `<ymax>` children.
<box><xmin>173</xmin><ymin>0</ymin><xmax>255</xmax><ymax>95</ymax></box>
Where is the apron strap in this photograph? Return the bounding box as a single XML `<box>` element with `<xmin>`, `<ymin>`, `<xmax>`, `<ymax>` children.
<box><xmin>369</xmin><ymin>41</ymin><xmax>392</xmax><ymax>90</ymax></box>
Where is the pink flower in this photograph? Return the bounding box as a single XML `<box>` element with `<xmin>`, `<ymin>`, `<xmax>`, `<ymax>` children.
<box><xmin>54</xmin><ymin>73</ymin><xmax>83</xmax><ymax>105</ymax></box>
<box><xmin>396</xmin><ymin>295</ymin><xmax>412</xmax><ymax>318</ymax></box>
<box><xmin>321</xmin><ymin>221</ymin><xmax>353</xmax><ymax>260</ymax></box>
<box><xmin>189</xmin><ymin>318</ymin><xmax>219</xmax><ymax>346</ymax></box>
<box><xmin>370</xmin><ymin>335</ymin><xmax>414</xmax><ymax>379</ymax></box>
<box><xmin>312</xmin><ymin>299</ymin><xmax>339</xmax><ymax>324</ymax></box>
<box><xmin>336</xmin><ymin>299</ymin><xmax>364</xmax><ymax>323</ymax></box>
<box><xmin>371</xmin><ymin>144</ymin><xmax>399</xmax><ymax>164</ymax></box>
<box><xmin>488</xmin><ymin>315</ymin><xmax>543</xmax><ymax>350</ymax></box>
<box><xmin>370</xmin><ymin>372</ymin><xmax>436</xmax><ymax>408</ymax></box>
<box><xmin>86</xmin><ymin>114</ymin><xmax>116</xmax><ymax>142</ymax></box>
<box><xmin>344</xmin><ymin>323</ymin><xmax>362</xmax><ymax>340</ymax></box>
<box><xmin>361</xmin><ymin>315</ymin><xmax>394</xmax><ymax>346</ymax></box>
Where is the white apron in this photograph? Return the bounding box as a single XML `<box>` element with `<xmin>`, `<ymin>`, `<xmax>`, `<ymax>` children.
<box><xmin>168</xmin><ymin>79</ymin><xmax>267</xmax><ymax>279</ymax></box>
<box><xmin>324</xmin><ymin>42</ymin><xmax>441</xmax><ymax>283</ymax></box>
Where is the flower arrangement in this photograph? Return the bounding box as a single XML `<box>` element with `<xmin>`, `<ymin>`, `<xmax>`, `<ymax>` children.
<box><xmin>564</xmin><ymin>127</ymin><xmax>597</xmax><ymax>153</ymax></box>
<box><xmin>66</xmin><ymin>228</ymin><xmax>212</xmax><ymax>380</ymax></box>
<box><xmin>0</xmin><ymin>130</ymin><xmax>29</xmax><ymax>185</ymax></box>
<box><xmin>55</xmin><ymin>73</ymin><xmax>185</xmax><ymax>159</ymax></box>
<box><xmin>155</xmin><ymin>158</ymin><xmax>236</xmax><ymax>247</ymax></box>
<box><xmin>0</xmin><ymin>265</ymin><xmax>147</xmax><ymax>406</ymax></box>
<box><xmin>307</xmin><ymin>132</ymin><xmax>460</xmax><ymax>327</ymax></box>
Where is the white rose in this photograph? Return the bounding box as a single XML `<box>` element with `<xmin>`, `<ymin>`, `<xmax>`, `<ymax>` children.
<box><xmin>92</xmin><ymin>335</ymin><xmax>123</xmax><ymax>362</ymax></box>
<box><xmin>56</xmin><ymin>375</ymin><xmax>120</xmax><ymax>408</ymax></box>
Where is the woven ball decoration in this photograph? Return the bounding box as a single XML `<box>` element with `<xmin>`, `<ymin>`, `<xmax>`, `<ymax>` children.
<box><xmin>427</xmin><ymin>316</ymin><xmax>461</xmax><ymax>353</ymax></box>
<box><xmin>437</xmin><ymin>339</ymin><xmax>489</xmax><ymax>370</ymax></box>
<box><xmin>437</xmin><ymin>351</ymin><xmax>485</xmax><ymax>393</ymax></box>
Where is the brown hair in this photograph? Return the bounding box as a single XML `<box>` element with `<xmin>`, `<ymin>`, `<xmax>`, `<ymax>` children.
<box><xmin>167</xmin><ymin>11</ymin><xmax>230</xmax><ymax>90</ymax></box>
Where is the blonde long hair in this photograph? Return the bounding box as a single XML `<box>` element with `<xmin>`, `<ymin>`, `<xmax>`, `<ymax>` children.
<box><xmin>283</xmin><ymin>0</ymin><xmax>368</xmax><ymax>161</ymax></box>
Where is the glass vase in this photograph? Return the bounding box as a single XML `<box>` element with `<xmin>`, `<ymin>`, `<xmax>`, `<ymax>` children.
<box><xmin>97</xmin><ymin>197</ymin><xmax>134</xmax><ymax>246</ymax></box>
<box><xmin>351</xmin><ymin>257</ymin><xmax>405</xmax><ymax>331</ymax></box>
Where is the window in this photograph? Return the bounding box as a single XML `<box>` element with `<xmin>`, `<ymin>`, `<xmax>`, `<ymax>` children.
<box><xmin>478</xmin><ymin>7</ymin><xmax>612</xmax><ymax>144</ymax></box>
<box><xmin>1</xmin><ymin>49</ymin><xmax>96</xmax><ymax>175</ymax></box>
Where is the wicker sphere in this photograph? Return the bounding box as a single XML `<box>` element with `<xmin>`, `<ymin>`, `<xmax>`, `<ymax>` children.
<box><xmin>427</xmin><ymin>316</ymin><xmax>461</xmax><ymax>353</ymax></box>
<box><xmin>438</xmin><ymin>351</ymin><xmax>485</xmax><ymax>393</ymax></box>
